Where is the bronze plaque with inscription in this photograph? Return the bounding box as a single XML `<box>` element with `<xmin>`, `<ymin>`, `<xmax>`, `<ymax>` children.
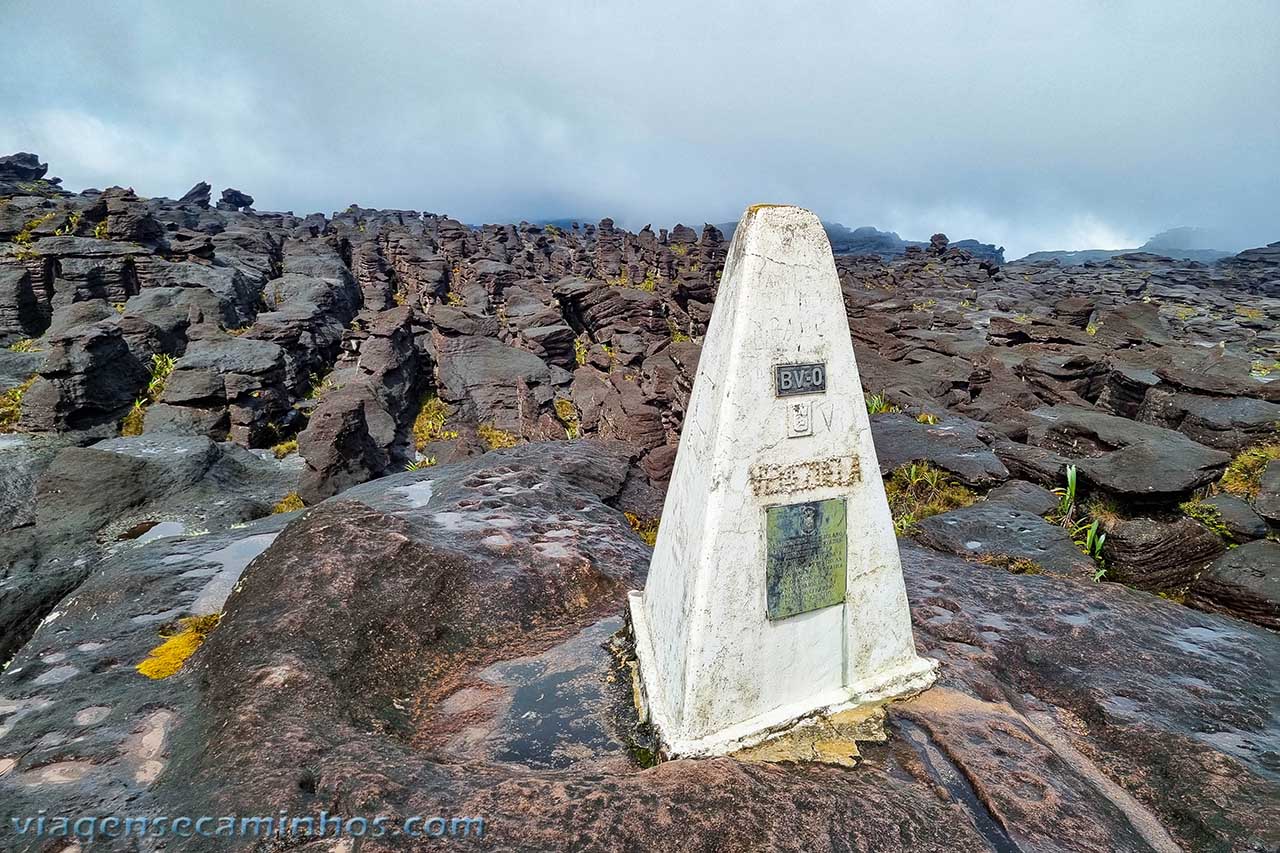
<box><xmin>764</xmin><ymin>498</ymin><xmax>847</xmax><ymax>620</ymax></box>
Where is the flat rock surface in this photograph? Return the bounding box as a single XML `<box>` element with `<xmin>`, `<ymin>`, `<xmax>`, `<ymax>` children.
<box><xmin>916</xmin><ymin>501</ymin><xmax>1094</xmax><ymax>576</ymax></box>
<box><xmin>2</xmin><ymin>444</ymin><xmax>1275</xmax><ymax>852</ymax></box>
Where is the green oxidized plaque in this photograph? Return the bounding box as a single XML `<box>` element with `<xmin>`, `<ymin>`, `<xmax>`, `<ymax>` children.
<box><xmin>765</xmin><ymin>498</ymin><xmax>847</xmax><ymax>620</ymax></box>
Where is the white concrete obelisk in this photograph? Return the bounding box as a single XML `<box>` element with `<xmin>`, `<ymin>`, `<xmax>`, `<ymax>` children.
<box><xmin>628</xmin><ymin>204</ymin><xmax>937</xmax><ymax>757</ymax></box>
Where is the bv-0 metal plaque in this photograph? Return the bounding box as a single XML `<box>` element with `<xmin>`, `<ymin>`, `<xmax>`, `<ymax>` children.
<box><xmin>764</xmin><ymin>498</ymin><xmax>847</xmax><ymax>620</ymax></box>
<box><xmin>774</xmin><ymin>362</ymin><xmax>827</xmax><ymax>397</ymax></box>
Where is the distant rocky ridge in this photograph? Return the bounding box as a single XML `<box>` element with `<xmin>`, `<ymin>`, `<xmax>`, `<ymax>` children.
<box><xmin>715</xmin><ymin>220</ymin><xmax>1007</xmax><ymax>265</ymax></box>
<box><xmin>1017</xmin><ymin>226</ymin><xmax>1243</xmax><ymax>265</ymax></box>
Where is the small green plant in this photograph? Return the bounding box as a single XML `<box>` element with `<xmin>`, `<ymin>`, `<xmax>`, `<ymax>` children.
<box><xmin>1049</xmin><ymin>464</ymin><xmax>1079</xmax><ymax>526</ymax></box>
<box><xmin>0</xmin><ymin>375</ymin><xmax>37</xmax><ymax>433</ymax></box>
<box><xmin>93</xmin><ymin>219</ymin><xmax>109</xmax><ymax>239</ymax></box>
<box><xmin>1086</xmin><ymin>322</ymin><xmax>1100</xmax><ymax>336</ymax></box>
<box><xmin>911</xmin><ymin>298</ymin><xmax>937</xmax><ymax>312</ymax></box>
<box><xmin>392</xmin><ymin>289</ymin><xmax>407</xmax><ymax>306</ymax></box>
<box><xmin>445</xmin><ymin>288</ymin><xmax>465</xmax><ymax>307</ymax></box>
<box><xmin>1075</xmin><ymin>518</ymin><xmax>1108</xmax><ymax>581</ymax></box>
<box><xmin>600</xmin><ymin>343</ymin><xmax>616</xmax><ymax>365</ymax></box>
<box><xmin>1235</xmin><ymin>305</ymin><xmax>1265</xmax><ymax>321</ymax></box>
<box><xmin>477</xmin><ymin>423</ymin><xmax>520</xmax><ymax>450</ymax></box>
<box><xmin>574</xmin><ymin>335</ymin><xmax>589</xmax><ymax>366</ymax></box>
<box><xmin>638</xmin><ymin>271</ymin><xmax>658</xmax><ymax>292</ymax></box>
<box><xmin>543</xmin><ymin>223</ymin><xmax>561</xmax><ymax>238</ymax></box>
<box><xmin>1173</xmin><ymin>306</ymin><xmax>1197</xmax><ymax>321</ymax></box>
<box><xmin>146</xmin><ymin>353</ymin><xmax>177</xmax><ymax>400</ymax></box>
<box><xmin>669</xmin><ymin>243</ymin><xmax>689</xmax><ymax>257</ymax></box>
<box><xmin>607</xmin><ymin>269</ymin><xmax>632</xmax><ymax>288</ymax></box>
<box><xmin>272</xmin><ymin>492</ymin><xmax>305</xmax><ymax>514</ymax></box>
<box><xmin>865</xmin><ymin>393</ymin><xmax>901</xmax><ymax>415</ymax></box>
<box><xmin>225</xmin><ymin>325</ymin><xmax>251</xmax><ymax>336</ymax></box>
<box><xmin>412</xmin><ymin>395</ymin><xmax>458</xmax><ymax>449</ymax></box>
<box><xmin>111</xmin><ymin>302</ymin><xmax>127</xmax><ymax>314</ymax></box>
<box><xmin>7</xmin><ymin>338</ymin><xmax>38</xmax><ymax>353</ymax></box>
<box><xmin>404</xmin><ymin>457</ymin><xmax>436</xmax><ymax>471</ymax></box>
<box><xmin>884</xmin><ymin>462</ymin><xmax>977</xmax><ymax>536</ymax></box>
<box><xmin>54</xmin><ymin>211</ymin><xmax>82</xmax><ymax>237</ymax></box>
<box><xmin>554</xmin><ymin>397</ymin><xmax>580</xmax><ymax>439</ymax></box>
<box><xmin>304</xmin><ymin>371</ymin><xmax>337</xmax><ymax>400</ymax></box>
<box><xmin>915</xmin><ymin>412</ymin><xmax>940</xmax><ymax>425</ymax></box>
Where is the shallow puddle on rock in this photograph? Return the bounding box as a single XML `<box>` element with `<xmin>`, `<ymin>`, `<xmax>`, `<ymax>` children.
<box><xmin>190</xmin><ymin>532</ymin><xmax>279</xmax><ymax>614</ymax></box>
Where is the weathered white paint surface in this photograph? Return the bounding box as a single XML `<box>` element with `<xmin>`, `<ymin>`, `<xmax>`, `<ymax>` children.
<box><xmin>629</xmin><ymin>204</ymin><xmax>937</xmax><ymax>757</ymax></box>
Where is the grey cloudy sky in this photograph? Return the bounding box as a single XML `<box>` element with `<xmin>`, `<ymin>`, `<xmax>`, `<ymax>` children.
<box><xmin>2</xmin><ymin>1</ymin><xmax>1278</xmax><ymax>259</ymax></box>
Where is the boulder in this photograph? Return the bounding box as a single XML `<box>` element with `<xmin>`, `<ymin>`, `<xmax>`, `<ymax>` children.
<box><xmin>916</xmin><ymin>502</ymin><xmax>1094</xmax><ymax>576</ymax></box>
<box><xmin>871</xmin><ymin>413</ymin><xmax>1009</xmax><ymax>487</ymax></box>
<box><xmin>1201</xmin><ymin>494</ymin><xmax>1270</xmax><ymax>543</ymax></box>
<box><xmin>1027</xmin><ymin>405</ymin><xmax>1231</xmax><ymax>502</ymax></box>
<box><xmin>1101</xmin><ymin>515</ymin><xmax>1226</xmax><ymax>590</ymax></box>
<box><xmin>1187</xmin><ymin>540</ymin><xmax>1280</xmax><ymax>630</ymax></box>
<box><xmin>19</xmin><ymin>318</ymin><xmax>148</xmax><ymax>434</ymax></box>
<box><xmin>985</xmin><ymin>479</ymin><xmax>1060</xmax><ymax>516</ymax></box>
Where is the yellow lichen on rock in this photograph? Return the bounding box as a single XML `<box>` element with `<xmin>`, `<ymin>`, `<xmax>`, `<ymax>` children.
<box><xmin>136</xmin><ymin>614</ymin><xmax>222</xmax><ymax>680</ymax></box>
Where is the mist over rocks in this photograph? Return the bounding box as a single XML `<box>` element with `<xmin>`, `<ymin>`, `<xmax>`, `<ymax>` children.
<box><xmin>1</xmin><ymin>154</ymin><xmax>1278</xmax><ymax>851</ymax></box>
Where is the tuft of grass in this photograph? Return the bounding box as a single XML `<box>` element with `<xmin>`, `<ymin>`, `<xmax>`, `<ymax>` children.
<box><xmin>865</xmin><ymin>392</ymin><xmax>901</xmax><ymax>416</ymax></box>
<box><xmin>304</xmin><ymin>371</ymin><xmax>337</xmax><ymax>400</ymax></box>
<box><xmin>53</xmin><ymin>210</ymin><xmax>82</xmax><ymax>237</ymax></box>
<box><xmin>884</xmin><ymin>462</ymin><xmax>977</xmax><ymax>536</ymax></box>
<box><xmin>667</xmin><ymin>318</ymin><xmax>691</xmax><ymax>343</ymax></box>
<box><xmin>1235</xmin><ymin>305</ymin><xmax>1265</xmax><ymax>321</ymax></box>
<box><xmin>669</xmin><ymin>243</ymin><xmax>689</xmax><ymax>257</ymax></box>
<box><xmin>271</xmin><ymin>492</ymin><xmax>305</xmax><ymax>514</ymax></box>
<box><xmin>271</xmin><ymin>438</ymin><xmax>298</xmax><ymax>459</ymax></box>
<box><xmin>638</xmin><ymin>271</ymin><xmax>658</xmax><ymax>292</ymax></box>
<box><xmin>146</xmin><ymin>353</ymin><xmax>176</xmax><ymax>400</ymax></box>
<box><xmin>93</xmin><ymin>219</ymin><xmax>109</xmax><ymax>239</ymax></box>
<box><xmin>911</xmin><ymin>298</ymin><xmax>937</xmax><ymax>312</ymax></box>
<box><xmin>12</xmin><ymin>211</ymin><xmax>56</xmax><ymax>246</ymax></box>
<box><xmin>135</xmin><ymin>613</ymin><xmax>222</xmax><ymax>680</ymax></box>
<box><xmin>975</xmin><ymin>553</ymin><xmax>1044</xmax><ymax>575</ymax></box>
<box><xmin>477</xmin><ymin>423</ymin><xmax>520</xmax><ymax>450</ymax></box>
<box><xmin>1215</xmin><ymin>442</ymin><xmax>1280</xmax><ymax>499</ymax></box>
<box><xmin>554</xmin><ymin>397</ymin><xmax>580</xmax><ymax>439</ymax></box>
<box><xmin>0</xmin><ymin>375</ymin><xmax>37</xmax><ymax>433</ymax></box>
<box><xmin>607</xmin><ymin>269</ymin><xmax>631</xmax><ymax>288</ymax></box>
<box><xmin>915</xmin><ymin>412</ymin><xmax>940</xmax><ymax>425</ymax></box>
<box><xmin>625</xmin><ymin>512</ymin><xmax>660</xmax><ymax>546</ymax></box>
<box><xmin>404</xmin><ymin>457</ymin><xmax>436</xmax><ymax>471</ymax></box>
<box><xmin>412</xmin><ymin>395</ymin><xmax>458</xmax><ymax>450</ymax></box>
<box><xmin>7</xmin><ymin>338</ymin><xmax>38</xmax><ymax>353</ymax></box>
<box><xmin>120</xmin><ymin>398</ymin><xmax>147</xmax><ymax>437</ymax></box>
<box><xmin>574</xmin><ymin>336</ymin><xmax>589</xmax><ymax>366</ymax></box>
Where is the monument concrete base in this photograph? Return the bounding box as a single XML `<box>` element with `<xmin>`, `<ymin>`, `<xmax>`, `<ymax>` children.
<box><xmin>629</xmin><ymin>590</ymin><xmax>938</xmax><ymax>757</ymax></box>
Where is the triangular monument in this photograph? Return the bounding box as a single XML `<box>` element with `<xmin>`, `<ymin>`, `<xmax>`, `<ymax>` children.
<box><xmin>629</xmin><ymin>204</ymin><xmax>938</xmax><ymax>757</ymax></box>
